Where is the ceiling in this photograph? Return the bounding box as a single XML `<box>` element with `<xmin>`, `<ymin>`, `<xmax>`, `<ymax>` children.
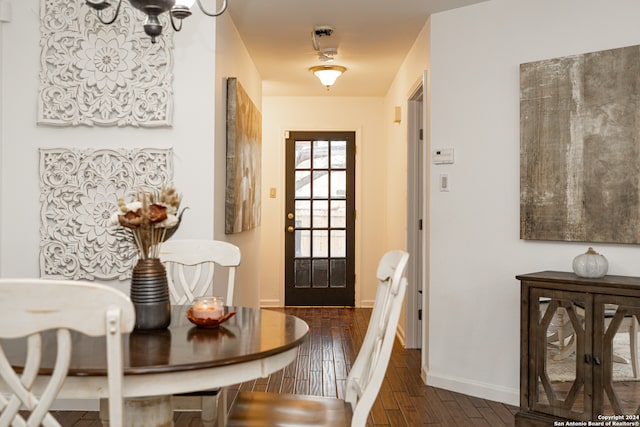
<box><xmin>226</xmin><ymin>0</ymin><xmax>487</xmax><ymax>97</ymax></box>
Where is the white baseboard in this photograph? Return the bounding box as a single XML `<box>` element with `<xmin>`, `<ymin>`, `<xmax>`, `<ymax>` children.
<box><xmin>396</xmin><ymin>327</ymin><xmax>406</xmax><ymax>347</ymax></box>
<box><xmin>425</xmin><ymin>369</ymin><xmax>519</xmax><ymax>406</ymax></box>
<box><xmin>360</xmin><ymin>299</ymin><xmax>375</xmax><ymax>308</ymax></box>
<box><xmin>259</xmin><ymin>299</ymin><xmax>281</xmax><ymax>307</ymax></box>
<box><xmin>259</xmin><ymin>300</ymin><xmax>377</xmax><ymax>308</ymax></box>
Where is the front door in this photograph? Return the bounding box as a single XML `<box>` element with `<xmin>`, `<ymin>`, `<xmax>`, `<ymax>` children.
<box><xmin>284</xmin><ymin>131</ymin><xmax>355</xmax><ymax>306</ymax></box>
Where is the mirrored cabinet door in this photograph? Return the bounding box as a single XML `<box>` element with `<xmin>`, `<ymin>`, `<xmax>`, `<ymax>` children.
<box><xmin>531</xmin><ymin>288</ymin><xmax>592</xmax><ymax>420</ymax></box>
<box><xmin>593</xmin><ymin>295</ymin><xmax>640</xmax><ymax>416</ymax></box>
<box><xmin>517</xmin><ymin>272</ymin><xmax>640</xmax><ymax>427</ymax></box>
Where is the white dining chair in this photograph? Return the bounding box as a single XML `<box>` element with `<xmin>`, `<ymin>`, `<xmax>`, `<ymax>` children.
<box><xmin>160</xmin><ymin>239</ymin><xmax>241</xmax><ymax>306</ymax></box>
<box><xmin>159</xmin><ymin>238</ymin><xmax>242</xmax><ymax>427</ymax></box>
<box><xmin>226</xmin><ymin>249</ymin><xmax>409</xmax><ymax>427</ymax></box>
<box><xmin>0</xmin><ymin>279</ymin><xmax>135</xmax><ymax>427</ymax></box>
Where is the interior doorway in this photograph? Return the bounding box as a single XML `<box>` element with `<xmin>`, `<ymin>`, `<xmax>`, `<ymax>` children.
<box><xmin>406</xmin><ymin>72</ymin><xmax>427</xmax><ymax>350</ymax></box>
<box><xmin>284</xmin><ymin>131</ymin><xmax>356</xmax><ymax>306</ymax></box>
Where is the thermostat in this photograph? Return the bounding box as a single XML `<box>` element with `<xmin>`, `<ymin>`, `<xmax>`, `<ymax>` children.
<box><xmin>432</xmin><ymin>148</ymin><xmax>454</xmax><ymax>164</ymax></box>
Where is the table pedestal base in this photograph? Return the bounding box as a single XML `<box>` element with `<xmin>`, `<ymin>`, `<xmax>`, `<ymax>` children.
<box><xmin>100</xmin><ymin>395</ymin><xmax>173</xmax><ymax>427</ymax></box>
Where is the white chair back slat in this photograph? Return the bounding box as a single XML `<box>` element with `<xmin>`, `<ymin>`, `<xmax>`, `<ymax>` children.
<box><xmin>167</xmin><ymin>263</ymin><xmax>214</xmax><ymax>304</ymax></box>
<box><xmin>27</xmin><ymin>330</ymin><xmax>72</xmax><ymax>426</ymax></box>
<box><xmin>344</xmin><ymin>250</ymin><xmax>409</xmax><ymax>427</ymax></box>
<box><xmin>0</xmin><ymin>279</ymin><xmax>135</xmax><ymax>427</ymax></box>
<box><xmin>0</xmin><ymin>343</ymin><xmax>35</xmax><ymax>425</ymax></box>
<box><xmin>105</xmin><ymin>307</ymin><xmax>126</xmax><ymax>425</ymax></box>
<box><xmin>160</xmin><ymin>239</ymin><xmax>241</xmax><ymax>305</ymax></box>
<box><xmin>166</xmin><ymin>269</ymin><xmax>183</xmax><ymax>304</ymax></box>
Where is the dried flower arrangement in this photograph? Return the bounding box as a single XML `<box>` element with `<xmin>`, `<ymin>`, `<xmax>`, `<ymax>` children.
<box><xmin>111</xmin><ymin>186</ymin><xmax>185</xmax><ymax>260</ymax></box>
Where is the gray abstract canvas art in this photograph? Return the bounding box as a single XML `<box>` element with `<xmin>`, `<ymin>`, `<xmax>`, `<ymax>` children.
<box><xmin>520</xmin><ymin>45</ymin><xmax>640</xmax><ymax>244</ymax></box>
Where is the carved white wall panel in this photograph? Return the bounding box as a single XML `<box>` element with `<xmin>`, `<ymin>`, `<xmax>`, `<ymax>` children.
<box><xmin>39</xmin><ymin>148</ymin><xmax>174</xmax><ymax>280</ymax></box>
<box><xmin>38</xmin><ymin>0</ymin><xmax>174</xmax><ymax>127</ymax></box>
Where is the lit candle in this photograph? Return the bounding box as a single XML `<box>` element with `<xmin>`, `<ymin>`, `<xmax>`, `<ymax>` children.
<box><xmin>192</xmin><ymin>297</ymin><xmax>224</xmax><ymax>320</ymax></box>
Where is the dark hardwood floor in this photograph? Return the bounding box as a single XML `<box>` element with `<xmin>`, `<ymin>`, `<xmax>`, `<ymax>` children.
<box><xmin>49</xmin><ymin>307</ymin><xmax>517</xmax><ymax>426</ymax></box>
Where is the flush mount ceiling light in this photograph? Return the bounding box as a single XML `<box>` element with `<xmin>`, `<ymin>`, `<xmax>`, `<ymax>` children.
<box><xmin>85</xmin><ymin>0</ymin><xmax>228</xmax><ymax>43</ymax></box>
<box><xmin>309</xmin><ymin>65</ymin><xmax>346</xmax><ymax>90</ymax></box>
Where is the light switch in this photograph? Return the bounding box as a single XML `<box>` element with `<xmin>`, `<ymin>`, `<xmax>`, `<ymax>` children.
<box><xmin>439</xmin><ymin>174</ymin><xmax>449</xmax><ymax>192</ymax></box>
<box><xmin>269</xmin><ymin>187</ymin><xmax>277</xmax><ymax>198</ymax></box>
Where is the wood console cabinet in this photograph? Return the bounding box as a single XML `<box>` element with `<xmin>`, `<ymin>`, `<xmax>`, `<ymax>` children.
<box><xmin>516</xmin><ymin>271</ymin><xmax>640</xmax><ymax>426</ymax></box>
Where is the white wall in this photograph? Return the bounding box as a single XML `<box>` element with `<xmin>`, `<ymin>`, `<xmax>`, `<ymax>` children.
<box><xmin>427</xmin><ymin>0</ymin><xmax>640</xmax><ymax>405</ymax></box>
<box><xmin>215</xmin><ymin>12</ymin><xmax>262</xmax><ymax>308</ymax></box>
<box><xmin>0</xmin><ymin>2</ymin><xmax>221</xmax><ymax>288</ymax></box>
<box><xmin>259</xmin><ymin>96</ymin><xmax>388</xmax><ymax>307</ymax></box>
<box><xmin>383</xmin><ymin>19</ymin><xmax>430</xmax><ymax>353</ymax></box>
<box><xmin>0</xmin><ymin>2</ymin><xmax>262</xmax><ymax>305</ymax></box>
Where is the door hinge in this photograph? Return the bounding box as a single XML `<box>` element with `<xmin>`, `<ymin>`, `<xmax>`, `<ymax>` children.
<box><xmin>418</xmin><ymin>219</ymin><xmax>423</xmax><ymax>230</ymax></box>
<box><xmin>418</xmin><ymin>309</ymin><xmax>422</xmax><ymax>321</ymax></box>
<box><xmin>419</xmin><ymin>129</ymin><xmax>423</xmax><ymax>141</ymax></box>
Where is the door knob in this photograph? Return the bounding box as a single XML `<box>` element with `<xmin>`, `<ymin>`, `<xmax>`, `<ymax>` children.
<box><xmin>287</xmin><ymin>213</ymin><xmax>294</xmax><ymax>220</ymax></box>
<box><xmin>287</xmin><ymin>226</ymin><xmax>294</xmax><ymax>233</ymax></box>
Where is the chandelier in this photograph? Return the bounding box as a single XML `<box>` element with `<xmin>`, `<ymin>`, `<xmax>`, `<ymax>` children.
<box><xmin>85</xmin><ymin>0</ymin><xmax>228</xmax><ymax>43</ymax></box>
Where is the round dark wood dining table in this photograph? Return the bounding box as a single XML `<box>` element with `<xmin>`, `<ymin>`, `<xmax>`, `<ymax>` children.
<box><xmin>1</xmin><ymin>305</ymin><xmax>309</xmax><ymax>426</ymax></box>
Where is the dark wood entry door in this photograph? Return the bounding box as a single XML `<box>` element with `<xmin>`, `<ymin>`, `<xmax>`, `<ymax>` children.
<box><xmin>284</xmin><ymin>131</ymin><xmax>355</xmax><ymax>306</ymax></box>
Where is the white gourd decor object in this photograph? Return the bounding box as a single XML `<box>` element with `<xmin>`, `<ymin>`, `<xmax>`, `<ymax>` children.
<box><xmin>572</xmin><ymin>247</ymin><xmax>608</xmax><ymax>278</ymax></box>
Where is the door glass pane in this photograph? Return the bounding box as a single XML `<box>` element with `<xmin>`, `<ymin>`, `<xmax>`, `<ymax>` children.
<box><xmin>330</xmin><ymin>171</ymin><xmax>346</xmax><ymax>199</ymax></box>
<box><xmin>330</xmin><ymin>140</ymin><xmax>346</xmax><ymax>168</ymax></box>
<box><xmin>295</xmin><ymin>230</ymin><xmax>310</xmax><ymax>257</ymax></box>
<box><xmin>312</xmin><ymin>140</ymin><xmax>329</xmax><ymax>168</ymax></box>
<box><xmin>294</xmin><ymin>259</ymin><xmax>310</xmax><ymax>288</ymax></box>
<box><xmin>295</xmin><ymin>141</ymin><xmax>311</xmax><ymax>168</ymax></box>
<box><xmin>312</xmin><ymin>259</ymin><xmax>328</xmax><ymax>288</ymax></box>
<box><xmin>312</xmin><ymin>230</ymin><xmax>328</xmax><ymax>257</ymax></box>
<box><xmin>295</xmin><ymin>171</ymin><xmax>310</xmax><ymax>198</ymax></box>
<box><xmin>330</xmin><ymin>230</ymin><xmax>346</xmax><ymax>257</ymax></box>
<box><xmin>295</xmin><ymin>200</ymin><xmax>310</xmax><ymax>228</ymax></box>
<box><xmin>330</xmin><ymin>259</ymin><xmax>346</xmax><ymax>288</ymax></box>
<box><xmin>312</xmin><ymin>171</ymin><xmax>328</xmax><ymax>199</ymax></box>
<box><xmin>331</xmin><ymin>200</ymin><xmax>346</xmax><ymax>228</ymax></box>
<box><xmin>313</xmin><ymin>200</ymin><xmax>328</xmax><ymax>228</ymax></box>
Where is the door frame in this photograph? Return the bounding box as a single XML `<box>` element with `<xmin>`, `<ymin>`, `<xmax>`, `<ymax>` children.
<box><xmin>406</xmin><ymin>72</ymin><xmax>429</xmax><ymax>357</ymax></box>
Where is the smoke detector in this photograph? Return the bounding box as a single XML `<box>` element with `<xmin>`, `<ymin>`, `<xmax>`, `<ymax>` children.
<box><xmin>311</xmin><ymin>25</ymin><xmax>334</xmax><ymax>51</ymax></box>
<box><xmin>314</xmin><ymin>25</ymin><xmax>334</xmax><ymax>37</ymax></box>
